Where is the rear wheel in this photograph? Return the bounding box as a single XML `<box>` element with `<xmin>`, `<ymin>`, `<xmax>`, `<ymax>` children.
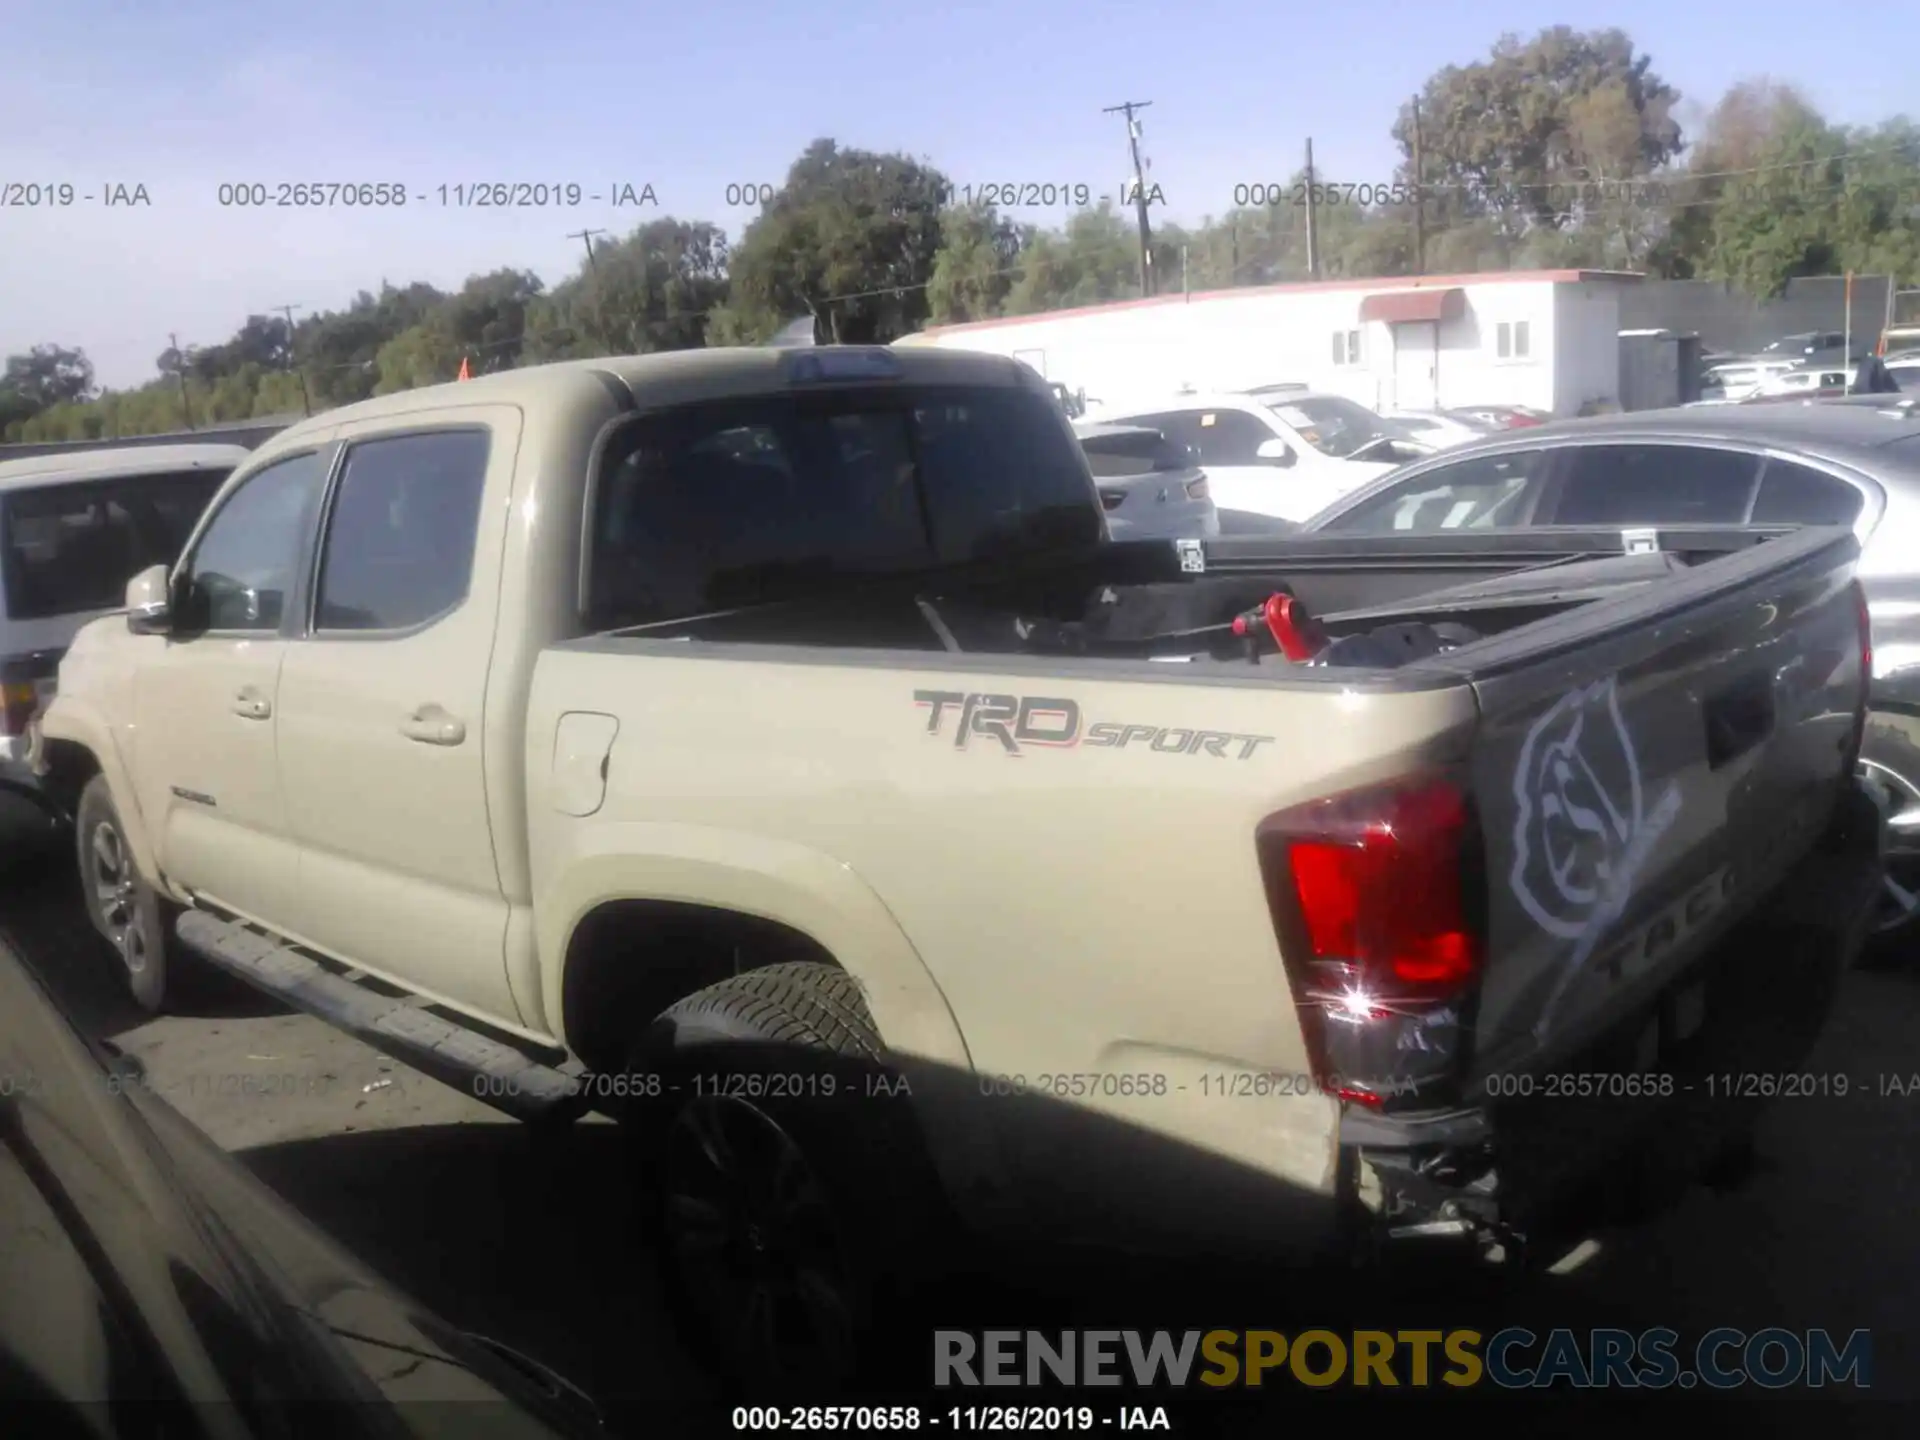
<box><xmin>623</xmin><ymin>962</ymin><xmax>947</xmax><ymax>1395</ymax></box>
<box><xmin>1857</xmin><ymin>761</ymin><xmax>1920</xmax><ymax>957</ymax></box>
<box><xmin>74</xmin><ymin>776</ymin><xmax>173</xmax><ymax>1013</ymax></box>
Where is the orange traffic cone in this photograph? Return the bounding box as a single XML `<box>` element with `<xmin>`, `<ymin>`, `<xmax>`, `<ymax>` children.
<box><xmin>456</xmin><ymin>356</ymin><xmax>471</xmax><ymax>381</ymax></box>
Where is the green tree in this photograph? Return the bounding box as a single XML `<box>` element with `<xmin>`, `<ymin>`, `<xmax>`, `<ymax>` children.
<box><xmin>1002</xmin><ymin>203</ymin><xmax>1139</xmax><ymax>314</ymax></box>
<box><xmin>0</xmin><ymin>344</ymin><xmax>96</xmax><ymax>433</ymax></box>
<box><xmin>925</xmin><ymin>203</ymin><xmax>1023</xmax><ymax>323</ymax></box>
<box><xmin>713</xmin><ymin>139</ymin><xmax>952</xmax><ymax>343</ymax></box>
<box><xmin>1392</xmin><ymin>27</ymin><xmax>1683</xmax><ymax>252</ymax></box>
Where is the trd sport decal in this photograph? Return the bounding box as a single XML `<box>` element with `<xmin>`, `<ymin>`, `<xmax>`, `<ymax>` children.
<box><xmin>914</xmin><ymin>690</ymin><xmax>1274</xmax><ymax>759</ymax></box>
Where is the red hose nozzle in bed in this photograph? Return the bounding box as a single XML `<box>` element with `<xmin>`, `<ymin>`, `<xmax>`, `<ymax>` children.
<box><xmin>1231</xmin><ymin>593</ymin><xmax>1327</xmax><ymax>661</ymax></box>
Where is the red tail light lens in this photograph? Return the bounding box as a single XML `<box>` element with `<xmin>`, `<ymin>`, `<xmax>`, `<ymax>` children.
<box><xmin>1255</xmin><ymin>776</ymin><xmax>1482</xmax><ymax>1107</ymax></box>
<box><xmin>1</xmin><ymin>679</ymin><xmax>38</xmax><ymax>738</ymax></box>
<box><xmin>1856</xmin><ymin>579</ymin><xmax>1872</xmax><ymax>685</ymax></box>
<box><xmin>1184</xmin><ymin>477</ymin><xmax>1210</xmax><ymax>501</ymax></box>
<box><xmin>1848</xmin><ymin>579</ymin><xmax>1872</xmax><ymax>769</ymax></box>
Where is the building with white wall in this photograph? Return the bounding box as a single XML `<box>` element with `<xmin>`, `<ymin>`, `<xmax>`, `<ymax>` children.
<box><xmin>896</xmin><ymin>269</ymin><xmax>1641</xmax><ymax>418</ymax></box>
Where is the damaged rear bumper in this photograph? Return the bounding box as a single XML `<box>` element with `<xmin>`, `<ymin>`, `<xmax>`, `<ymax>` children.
<box><xmin>1338</xmin><ymin>780</ymin><xmax>1884</xmax><ymax>1264</ymax></box>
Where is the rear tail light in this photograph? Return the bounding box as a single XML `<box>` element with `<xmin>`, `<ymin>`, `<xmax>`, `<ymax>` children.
<box><xmin>1184</xmin><ymin>477</ymin><xmax>1210</xmax><ymax>501</ymax></box>
<box><xmin>0</xmin><ymin>653</ymin><xmax>56</xmax><ymax>739</ymax></box>
<box><xmin>0</xmin><ymin>679</ymin><xmax>34</xmax><ymax>737</ymax></box>
<box><xmin>1255</xmin><ymin>776</ymin><xmax>1483</xmax><ymax>1108</ymax></box>
<box><xmin>1846</xmin><ymin>579</ymin><xmax>1872</xmax><ymax>771</ymax></box>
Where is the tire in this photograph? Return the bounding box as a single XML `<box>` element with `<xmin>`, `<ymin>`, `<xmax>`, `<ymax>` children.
<box><xmin>74</xmin><ymin>775</ymin><xmax>172</xmax><ymax>1013</ymax></box>
<box><xmin>623</xmin><ymin>962</ymin><xmax>948</xmax><ymax>1396</ymax></box>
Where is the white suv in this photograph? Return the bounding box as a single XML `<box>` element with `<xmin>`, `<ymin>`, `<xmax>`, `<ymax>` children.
<box><xmin>1094</xmin><ymin>391</ymin><xmax>1430</xmax><ymax>525</ymax></box>
<box><xmin>1</xmin><ymin>444</ymin><xmax>243</xmax><ymax>846</ymax></box>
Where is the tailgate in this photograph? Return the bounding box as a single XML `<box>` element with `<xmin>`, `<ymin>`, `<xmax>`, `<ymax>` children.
<box><xmin>1455</xmin><ymin>525</ymin><xmax>1867</xmax><ymax>1077</ymax></box>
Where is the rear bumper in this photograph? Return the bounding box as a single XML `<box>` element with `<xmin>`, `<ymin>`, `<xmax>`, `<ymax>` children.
<box><xmin>1340</xmin><ymin>779</ymin><xmax>1883</xmax><ymax>1261</ymax></box>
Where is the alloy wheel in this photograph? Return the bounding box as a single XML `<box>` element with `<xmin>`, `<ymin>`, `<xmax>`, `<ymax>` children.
<box><xmin>88</xmin><ymin>821</ymin><xmax>150</xmax><ymax>976</ymax></box>
<box><xmin>660</xmin><ymin>1092</ymin><xmax>859</xmax><ymax>1386</ymax></box>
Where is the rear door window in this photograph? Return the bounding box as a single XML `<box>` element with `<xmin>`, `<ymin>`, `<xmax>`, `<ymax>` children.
<box><xmin>1079</xmin><ymin>430</ymin><xmax>1192</xmax><ymax>477</ymax></box>
<box><xmin>1184</xmin><ymin>410</ymin><xmax>1273</xmax><ymax>466</ymax></box>
<box><xmin>1749</xmin><ymin>460</ymin><xmax>1866</xmax><ymax>526</ymax></box>
<box><xmin>588</xmin><ymin>384</ymin><xmax>1100</xmax><ymax>628</ymax></box>
<box><xmin>0</xmin><ymin>469</ymin><xmax>227</xmax><ymax>621</ymax></box>
<box><xmin>1545</xmin><ymin>445</ymin><xmax>1760</xmax><ymax>525</ymax></box>
<box><xmin>314</xmin><ymin>430</ymin><xmax>490</xmax><ymax>632</ymax></box>
<box><xmin>1317</xmin><ymin>450</ymin><xmax>1545</xmax><ymax>534</ymax></box>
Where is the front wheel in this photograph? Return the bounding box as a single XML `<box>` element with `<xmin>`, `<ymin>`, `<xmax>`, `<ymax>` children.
<box><xmin>74</xmin><ymin>776</ymin><xmax>173</xmax><ymax>1013</ymax></box>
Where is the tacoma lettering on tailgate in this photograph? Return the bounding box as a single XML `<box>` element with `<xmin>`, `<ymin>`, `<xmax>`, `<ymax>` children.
<box><xmin>914</xmin><ymin>690</ymin><xmax>1274</xmax><ymax>760</ymax></box>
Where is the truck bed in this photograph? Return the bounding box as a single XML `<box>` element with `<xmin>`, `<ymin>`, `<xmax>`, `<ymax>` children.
<box><xmin>531</xmin><ymin>525</ymin><xmax>1868</xmax><ymax>1171</ymax></box>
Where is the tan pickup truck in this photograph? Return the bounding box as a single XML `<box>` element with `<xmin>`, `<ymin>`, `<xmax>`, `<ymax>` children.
<box><xmin>34</xmin><ymin>346</ymin><xmax>1883</xmax><ymax>1386</ymax></box>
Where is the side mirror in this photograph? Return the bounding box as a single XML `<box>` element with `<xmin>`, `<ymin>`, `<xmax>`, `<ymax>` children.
<box><xmin>126</xmin><ymin>564</ymin><xmax>172</xmax><ymax>635</ymax></box>
<box><xmin>1255</xmin><ymin>438</ymin><xmax>1296</xmax><ymax>467</ymax></box>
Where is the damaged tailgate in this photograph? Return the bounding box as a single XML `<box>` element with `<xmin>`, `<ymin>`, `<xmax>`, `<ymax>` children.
<box><xmin>1457</xmin><ymin>524</ymin><xmax>1868</xmax><ymax>1079</ymax></box>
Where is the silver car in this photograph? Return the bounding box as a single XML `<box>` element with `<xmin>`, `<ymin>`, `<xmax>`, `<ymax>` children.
<box><xmin>1301</xmin><ymin>398</ymin><xmax>1920</xmax><ymax>940</ymax></box>
<box><xmin>1074</xmin><ymin>422</ymin><xmax>1220</xmax><ymax>541</ymax></box>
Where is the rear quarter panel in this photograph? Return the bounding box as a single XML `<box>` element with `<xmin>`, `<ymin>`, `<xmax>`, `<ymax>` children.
<box><xmin>527</xmin><ymin>643</ymin><xmax>1476</xmax><ymax>1236</ymax></box>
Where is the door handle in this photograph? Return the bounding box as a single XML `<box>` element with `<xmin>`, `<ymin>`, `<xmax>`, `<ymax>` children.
<box><xmin>401</xmin><ymin>705</ymin><xmax>467</xmax><ymax>747</ymax></box>
<box><xmin>1705</xmin><ymin>672</ymin><xmax>1775</xmax><ymax>770</ymax></box>
<box><xmin>231</xmin><ymin>689</ymin><xmax>271</xmax><ymax>720</ymax></box>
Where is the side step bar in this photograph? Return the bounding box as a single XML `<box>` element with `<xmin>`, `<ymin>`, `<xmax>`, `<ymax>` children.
<box><xmin>174</xmin><ymin>909</ymin><xmax>590</xmax><ymax>1125</ymax></box>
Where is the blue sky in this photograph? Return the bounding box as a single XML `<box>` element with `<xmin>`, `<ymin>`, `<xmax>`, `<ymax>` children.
<box><xmin>2</xmin><ymin>1</ymin><xmax>1912</xmax><ymax>389</ymax></box>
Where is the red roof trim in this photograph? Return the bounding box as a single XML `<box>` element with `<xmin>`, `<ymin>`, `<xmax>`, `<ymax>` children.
<box><xmin>919</xmin><ymin>268</ymin><xmax>1643</xmax><ymax>338</ymax></box>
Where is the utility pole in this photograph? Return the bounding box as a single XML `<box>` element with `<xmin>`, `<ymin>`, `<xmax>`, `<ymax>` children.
<box><xmin>1304</xmin><ymin>138</ymin><xmax>1321</xmax><ymax>280</ymax></box>
<box><xmin>1104</xmin><ymin>100</ymin><xmax>1155</xmax><ymax>297</ymax></box>
<box><xmin>1411</xmin><ymin>97</ymin><xmax>1427</xmax><ymax>275</ymax></box>
<box><xmin>275</xmin><ymin>304</ymin><xmax>313</xmax><ymax>416</ymax></box>
<box><xmin>168</xmin><ymin>333</ymin><xmax>195</xmax><ymax>431</ymax></box>
<box><xmin>568</xmin><ymin>228</ymin><xmax>612</xmax><ymax>354</ymax></box>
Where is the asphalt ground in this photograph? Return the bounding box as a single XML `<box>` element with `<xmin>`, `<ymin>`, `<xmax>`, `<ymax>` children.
<box><xmin>5</xmin><ymin>842</ymin><xmax>1918</xmax><ymax>1436</ymax></box>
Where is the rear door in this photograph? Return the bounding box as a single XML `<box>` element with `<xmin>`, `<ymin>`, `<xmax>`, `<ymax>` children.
<box><xmin>1535</xmin><ymin>443</ymin><xmax>1761</xmax><ymax>526</ymax></box>
<box><xmin>1460</xmin><ymin>526</ymin><xmax>1866</xmax><ymax>1073</ymax></box>
<box><xmin>273</xmin><ymin>416</ymin><xmax>516</xmax><ymax>1023</ymax></box>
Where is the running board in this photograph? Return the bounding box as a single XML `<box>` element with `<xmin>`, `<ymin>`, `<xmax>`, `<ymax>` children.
<box><xmin>174</xmin><ymin>909</ymin><xmax>589</xmax><ymax>1125</ymax></box>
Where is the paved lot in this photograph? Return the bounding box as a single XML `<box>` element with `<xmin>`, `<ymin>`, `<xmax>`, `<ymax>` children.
<box><xmin>4</xmin><ymin>844</ymin><xmax>1918</xmax><ymax>1434</ymax></box>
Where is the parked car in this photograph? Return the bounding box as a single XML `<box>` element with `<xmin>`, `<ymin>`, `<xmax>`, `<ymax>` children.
<box><xmin>1301</xmin><ymin>400</ymin><xmax>1920</xmax><ymax>938</ymax></box>
<box><xmin>1750</xmin><ymin>367</ymin><xmax>1852</xmax><ymax>400</ymax></box>
<box><xmin>1761</xmin><ymin>330</ymin><xmax>1851</xmax><ymax>359</ymax></box>
<box><xmin>1</xmin><ymin>444</ymin><xmax>241</xmax><ymax>848</ymax></box>
<box><xmin>1094</xmin><ymin>391</ymin><xmax>1429</xmax><ymax>524</ymax></box>
<box><xmin>1073</xmin><ymin>422</ymin><xmax>1219</xmax><ymax>541</ymax></box>
<box><xmin>0</xmin><ymin>929</ymin><xmax>605</xmax><ymax>1435</ymax></box>
<box><xmin>1381</xmin><ymin>409</ymin><xmax>1499</xmax><ymax>450</ymax></box>
<box><xmin>1445</xmin><ymin>404</ymin><xmax>1551</xmax><ymax>430</ymax></box>
<box><xmin>1886</xmin><ymin>358</ymin><xmax>1920</xmax><ymax>391</ymax></box>
<box><xmin>1701</xmin><ymin>360</ymin><xmax>1800</xmax><ymax>402</ymax></box>
<box><xmin>36</xmin><ymin>345</ymin><xmax>1880</xmax><ymax>1388</ymax></box>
